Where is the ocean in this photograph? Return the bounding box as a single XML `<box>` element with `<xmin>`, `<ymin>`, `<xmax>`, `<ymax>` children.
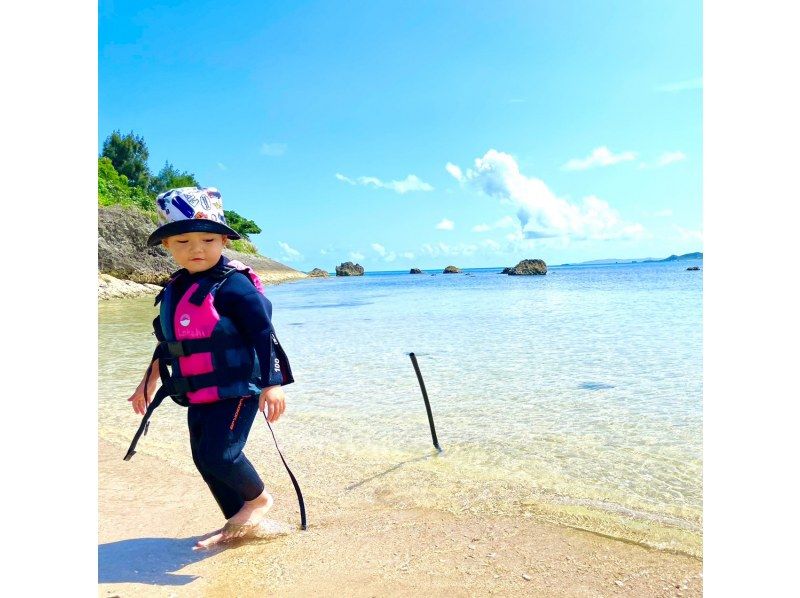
<box><xmin>99</xmin><ymin>259</ymin><xmax>702</xmax><ymax>556</ymax></box>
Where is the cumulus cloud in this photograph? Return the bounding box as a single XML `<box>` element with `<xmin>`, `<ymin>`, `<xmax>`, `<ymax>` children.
<box><xmin>448</xmin><ymin>149</ymin><xmax>645</xmax><ymax>242</ymax></box>
<box><xmin>277</xmin><ymin>241</ymin><xmax>303</xmax><ymax>262</ymax></box>
<box><xmin>385</xmin><ymin>251</ymin><xmax>397</xmax><ymax>262</ymax></box>
<box><xmin>261</xmin><ymin>142</ymin><xmax>287</xmax><ymax>156</ymax></box>
<box><xmin>562</xmin><ymin>146</ymin><xmax>637</xmax><ymax>171</ymax></box>
<box><xmin>371</xmin><ymin>243</ymin><xmax>386</xmax><ymax>256</ymax></box>
<box><xmin>655</xmin><ymin>77</ymin><xmax>703</xmax><ymax>93</ymax></box>
<box><xmin>349</xmin><ymin>251</ymin><xmax>365</xmax><ymax>261</ymax></box>
<box><xmin>402</xmin><ymin>251</ymin><xmax>415</xmax><ymax>259</ymax></box>
<box><xmin>436</xmin><ymin>218</ymin><xmax>454</xmax><ymax>230</ymax></box>
<box><xmin>335</xmin><ymin>172</ymin><xmax>433</xmax><ymax>194</ymax></box>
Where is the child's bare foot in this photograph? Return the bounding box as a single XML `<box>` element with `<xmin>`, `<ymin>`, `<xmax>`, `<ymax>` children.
<box><xmin>192</xmin><ymin>491</ymin><xmax>274</xmax><ymax>550</ymax></box>
<box><xmin>193</xmin><ymin>528</ymin><xmax>224</xmax><ymax>550</ymax></box>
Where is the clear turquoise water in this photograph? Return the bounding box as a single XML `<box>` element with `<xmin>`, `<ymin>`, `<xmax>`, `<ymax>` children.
<box><xmin>99</xmin><ymin>260</ymin><xmax>702</xmax><ymax>555</ymax></box>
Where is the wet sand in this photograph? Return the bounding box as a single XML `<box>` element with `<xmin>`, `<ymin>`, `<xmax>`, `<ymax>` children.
<box><xmin>99</xmin><ymin>438</ymin><xmax>702</xmax><ymax>597</ymax></box>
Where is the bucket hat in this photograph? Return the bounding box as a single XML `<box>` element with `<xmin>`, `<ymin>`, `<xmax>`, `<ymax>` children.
<box><xmin>146</xmin><ymin>187</ymin><xmax>241</xmax><ymax>246</ymax></box>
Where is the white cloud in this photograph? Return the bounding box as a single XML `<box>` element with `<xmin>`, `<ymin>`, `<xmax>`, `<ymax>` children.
<box><xmin>420</xmin><ymin>242</ymin><xmax>478</xmax><ymax>257</ymax></box>
<box><xmin>385</xmin><ymin>251</ymin><xmax>397</xmax><ymax>262</ymax></box>
<box><xmin>335</xmin><ymin>172</ymin><xmax>433</xmax><ymax>194</ymax></box>
<box><xmin>448</xmin><ymin>149</ymin><xmax>645</xmax><ymax>242</ymax></box>
<box><xmin>217</xmin><ymin>162</ymin><xmax>227</xmax><ymax>170</ymax></box>
<box><xmin>562</xmin><ymin>146</ymin><xmax>637</xmax><ymax>171</ymax></box>
<box><xmin>655</xmin><ymin>77</ymin><xmax>703</xmax><ymax>93</ymax></box>
<box><xmin>277</xmin><ymin>241</ymin><xmax>303</xmax><ymax>262</ymax></box>
<box><xmin>445</xmin><ymin>162</ymin><xmax>464</xmax><ymax>182</ymax></box>
<box><xmin>261</xmin><ymin>142</ymin><xmax>287</xmax><ymax>156</ymax></box>
<box><xmin>481</xmin><ymin>239</ymin><xmax>502</xmax><ymax>251</ymax></box>
<box><xmin>436</xmin><ymin>218</ymin><xmax>455</xmax><ymax>230</ymax></box>
<box><xmin>472</xmin><ymin>216</ymin><xmax>515</xmax><ymax>233</ymax></box>
<box><xmin>657</xmin><ymin>151</ymin><xmax>686</xmax><ymax>166</ymax></box>
<box><xmin>402</xmin><ymin>251</ymin><xmax>415</xmax><ymax>259</ymax></box>
<box><xmin>349</xmin><ymin>251</ymin><xmax>365</xmax><ymax>261</ymax></box>
<box><xmin>639</xmin><ymin>151</ymin><xmax>687</xmax><ymax>169</ymax></box>
<box><xmin>653</xmin><ymin>209</ymin><xmax>673</xmax><ymax>218</ymax></box>
<box><xmin>371</xmin><ymin>243</ymin><xmax>386</xmax><ymax>256</ymax></box>
<box><xmin>676</xmin><ymin>226</ymin><xmax>703</xmax><ymax>242</ymax></box>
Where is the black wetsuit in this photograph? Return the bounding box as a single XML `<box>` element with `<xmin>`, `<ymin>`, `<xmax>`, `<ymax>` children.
<box><xmin>160</xmin><ymin>257</ymin><xmax>294</xmax><ymax>518</ymax></box>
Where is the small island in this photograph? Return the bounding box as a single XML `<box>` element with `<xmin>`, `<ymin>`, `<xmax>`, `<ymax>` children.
<box><xmin>336</xmin><ymin>261</ymin><xmax>365</xmax><ymax>276</ymax></box>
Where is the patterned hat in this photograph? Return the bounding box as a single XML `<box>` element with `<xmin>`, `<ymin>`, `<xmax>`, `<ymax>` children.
<box><xmin>146</xmin><ymin>187</ymin><xmax>241</xmax><ymax>246</ymax></box>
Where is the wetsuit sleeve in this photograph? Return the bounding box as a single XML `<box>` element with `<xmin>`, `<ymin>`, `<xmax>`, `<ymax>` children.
<box><xmin>215</xmin><ymin>273</ymin><xmax>295</xmax><ymax>387</ymax></box>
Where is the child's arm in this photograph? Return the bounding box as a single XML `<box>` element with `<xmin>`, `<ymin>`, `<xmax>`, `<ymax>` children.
<box><xmin>127</xmin><ymin>359</ymin><xmax>161</xmax><ymax>415</ymax></box>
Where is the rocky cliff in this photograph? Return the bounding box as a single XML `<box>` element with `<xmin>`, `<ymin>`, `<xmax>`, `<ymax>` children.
<box><xmin>98</xmin><ymin>205</ymin><xmax>307</xmax><ymax>298</ymax></box>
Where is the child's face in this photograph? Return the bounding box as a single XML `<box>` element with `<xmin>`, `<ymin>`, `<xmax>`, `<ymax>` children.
<box><xmin>162</xmin><ymin>232</ymin><xmax>228</xmax><ymax>273</ymax></box>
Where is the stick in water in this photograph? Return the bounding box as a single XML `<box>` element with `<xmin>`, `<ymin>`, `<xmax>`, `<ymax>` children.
<box><xmin>408</xmin><ymin>352</ymin><xmax>442</xmax><ymax>452</ymax></box>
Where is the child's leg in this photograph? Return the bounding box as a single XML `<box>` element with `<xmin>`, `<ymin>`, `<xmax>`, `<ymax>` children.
<box><xmin>188</xmin><ymin>409</ymin><xmax>246</xmax><ymax>519</ymax></box>
<box><xmin>192</xmin><ymin>396</ymin><xmax>269</xmax><ymax>508</ymax></box>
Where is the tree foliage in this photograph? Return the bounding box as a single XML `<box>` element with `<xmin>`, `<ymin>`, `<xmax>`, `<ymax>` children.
<box><xmin>149</xmin><ymin>161</ymin><xmax>200</xmax><ymax>196</ymax></box>
<box><xmin>98</xmin><ymin>130</ymin><xmax>264</xmax><ymax>249</ymax></box>
<box><xmin>224</xmin><ymin>210</ymin><xmax>262</xmax><ymax>239</ymax></box>
<box><xmin>101</xmin><ymin>130</ymin><xmax>151</xmax><ymax>189</ymax></box>
<box><xmin>98</xmin><ymin>157</ymin><xmax>154</xmax><ymax>213</ymax></box>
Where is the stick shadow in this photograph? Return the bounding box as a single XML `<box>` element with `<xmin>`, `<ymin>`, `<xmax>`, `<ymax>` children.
<box><xmin>345</xmin><ymin>450</ymin><xmax>440</xmax><ymax>491</ymax></box>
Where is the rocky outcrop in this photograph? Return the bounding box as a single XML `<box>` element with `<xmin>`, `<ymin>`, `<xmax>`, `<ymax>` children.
<box><xmin>308</xmin><ymin>268</ymin><xmax>329</xmax><ymax>277</ymax></box>
<box><xmin>507</xmin><ymin>259</ymin><xmax>547</xmax><ymax>275</ymax></box>
<box><xmin>443</xmin><ymin>265</ymin><xmax>461</xmax><ymax>274</ymax></box>
<box><xmin>98</xmin><ymin>205</ymin><xmax>307</xmax><ymax>293</ymax></box>
<box><xmin>686</xmin><ymin>266</ymin><xmax>701</xmax><ymax>271</ymax></box>
<box><xmin>501</xmin><ymin>267</ymin><xmax>512</xmax><ymax>274</ymax></box>
<box><xmin>410</xmin><ymin>268</ymin><xmax>423</xmax><ymax>274</ymax></box>
<box><xmin>98</xmin><ymin>205</ymin><xmax>175</xmax><ymax>284</ymax></box>
<box><xmin>98</xmin><ymin>273</ymin><xmax>162</xmax><ymax>300</ymax></box>
<box><xmin>336</xmin><ymin>261</ymin><xmax>364</xmax><ymax>276</ymax></box>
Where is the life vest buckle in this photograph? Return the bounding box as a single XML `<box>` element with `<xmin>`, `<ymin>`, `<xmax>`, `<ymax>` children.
<box><xmin>165</xmin><ymin>341</ymin><xmax>187</xmax><ymax>357</ymax></box>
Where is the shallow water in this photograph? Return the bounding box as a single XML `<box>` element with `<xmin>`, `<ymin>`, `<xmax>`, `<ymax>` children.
<box><xmin>99</xmin><ymin>260</ymin><xmax>702</xmax><ymax>556</ymax></box>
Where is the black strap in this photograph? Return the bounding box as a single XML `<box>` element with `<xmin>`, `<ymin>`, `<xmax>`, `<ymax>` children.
<box><xmin>157</xmin><ymin>335</ymin><xmax>243</xmax><ymax>358</ymax></box>
<box><xmin>263</xmin><ymin>411</ymin><xmax>307</xmax><ymax>530</ymax></box>
<box><xmin>160</xmin><ymin>367</ymin><xmax>250</xmax><ymax>397</ymax></box>
<box><xmin>189</xmin><ymin>266</ymin><xmax>238</xmax><ymax>305</ymax></box>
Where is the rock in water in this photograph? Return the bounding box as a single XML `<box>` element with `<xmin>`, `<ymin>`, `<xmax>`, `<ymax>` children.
<box><xmin>501</xmin><ymin>267</ymin><xmax>512</xmax><ymax>274</ymax></box>
<box><xmin>335</xmin><ymin>261</ymin><xmax>365</xmax><ymax>276</ymax></box>
<box><xmin>308</xmin><ymin>268</ymin><xmax>329</xmax><ymax>277</ymax></box>
<box><xmin>410</xmin><ymin>268</ymin><xmax>423</xmax><ymax>274</ymax></box>
<box><xmin>507</xmin><ymin>259</ymin><xmax>547</xmax><ymax>275</ymax></box>
<box><xmin>443</xmin><ymin>265</ymin><xmax>461</xmax><ymax>273</ymax></box>
<box><xmin>686</xmin><ymin>266</ymin><xmax>701</xmax><ymax>271</ymax></box>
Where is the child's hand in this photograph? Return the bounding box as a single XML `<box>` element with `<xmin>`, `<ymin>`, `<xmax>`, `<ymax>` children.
<box><xmin>128</xmin><ymin>383</ymin><xmax>150</xmax><ymax>416</ymax></box>
<box><xmin>259</xmin><ymin>385</ymin><xmax>286</xmax><ymax>423</ymax></box>
<box><xmin>128</xmin><ymin>361</ymin><xmax>159</xmax><ymax>416</ymax></box>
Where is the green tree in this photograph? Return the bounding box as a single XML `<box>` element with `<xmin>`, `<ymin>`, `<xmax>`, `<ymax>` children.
<box><xmin>149</xmin><ymin>161</ymin><xmax>200</xmax><ymax>195</ymax></box>
<box><xmin>98</xmin><ymin>157</ymin><xmax>154</xmax><ymax>213</ymax></box>
<box><xmin>224</xmin><ymin>210</ymin><xmax>262</xmax><ymax>239</ymax></box>
<box><xmin>101</xmin><ymin>130</ymin><xmax>151</xmax><ymax>189</ymax></box>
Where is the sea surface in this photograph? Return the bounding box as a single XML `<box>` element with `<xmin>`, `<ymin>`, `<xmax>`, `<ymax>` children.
<box><xmin>99</xmin><ymin>260</ymin><xmax>703</xmax><ymax>556</ymax></box>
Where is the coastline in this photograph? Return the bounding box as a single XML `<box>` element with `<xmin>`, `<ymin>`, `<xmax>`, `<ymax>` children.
<box><xmin>99</xmin><ymin>436</ymin><xmax>701</xmax><ymax>596</ymax></box>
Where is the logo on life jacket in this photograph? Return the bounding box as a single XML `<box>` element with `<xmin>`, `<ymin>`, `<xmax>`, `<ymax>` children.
<box><xmin>179</xmin><ymin>314</ymin><xmax>191</xmax><ymax>327</ymax></box>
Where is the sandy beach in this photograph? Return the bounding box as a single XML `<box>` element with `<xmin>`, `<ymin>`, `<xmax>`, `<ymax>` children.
<box><xmin>99</xmin><ymin>437</ymin><xmax>702</xmax><ymax>597</ymax></box>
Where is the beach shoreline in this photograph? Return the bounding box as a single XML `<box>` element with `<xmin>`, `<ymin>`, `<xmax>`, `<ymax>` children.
<box><xmin>99</xmin><ymin>437</ymin><xmax>702</xmax><ymax>597</ymax></box>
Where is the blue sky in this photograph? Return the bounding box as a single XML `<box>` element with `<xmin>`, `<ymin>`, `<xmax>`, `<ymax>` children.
<box><xmin>99</xmin><ymin>0</ymin><xmax>701</xmax><ymax>271</ymax></box>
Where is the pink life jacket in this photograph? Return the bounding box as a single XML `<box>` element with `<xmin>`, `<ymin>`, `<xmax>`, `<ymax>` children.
<box><xmin>154</xmin><ymin>259</ymin><xmax>274</xmax><ymax>406</ymax></box>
